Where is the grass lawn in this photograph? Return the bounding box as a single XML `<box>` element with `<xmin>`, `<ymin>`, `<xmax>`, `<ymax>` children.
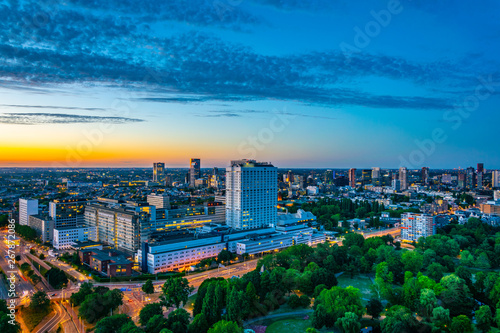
<box><xmin>183</xmin><ymin>294</ymin><xmax>197</xmax><ymax>314</ymax></box>
<box><xmin>337</xmin><ymin>274</ymin><xmax>374</xmax><ymax>301</ymax></box>
<box><xmin>266</xmin><ymin>318</ymin><xmax>313</xmax><ymax>333</ymax></box>
<box><xmin>21</xmin><ymin>305</ymin><xmax>52</xmax><ymax>331</ymax></box>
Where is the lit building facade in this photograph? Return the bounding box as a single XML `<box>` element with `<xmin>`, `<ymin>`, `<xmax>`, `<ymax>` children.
<box><xmin>19</xmin><ymin>198</ymin><xmax>38</xmax><ymax>226</ymax></box>
<box><xmin>400</xmin><ymin>213</ymin><xmax>435</xmax><ymax>242</ymax></box>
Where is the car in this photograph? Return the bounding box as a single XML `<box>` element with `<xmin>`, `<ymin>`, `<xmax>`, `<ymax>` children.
<box><xmin>128</xmin><ymin>299</ymin><xmax>133</xmax><ymax>302</ymax></box>
<box><xmin>50</xmin><ymin>293</ymin><xmax>56</xmax><ymax>297</ymax></box>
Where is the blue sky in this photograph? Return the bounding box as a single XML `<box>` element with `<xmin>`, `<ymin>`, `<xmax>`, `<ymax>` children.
<box><xmin>0</xmin><ymin>0</ymin><xmax>499</xmax><ymax>168</ymax></box>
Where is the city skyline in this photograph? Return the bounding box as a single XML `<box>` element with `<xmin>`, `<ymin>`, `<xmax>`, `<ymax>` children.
<box><xmin>1</xmin><ymin>1</ymin><xmax>500</xmax><ymax>168</ymax></box>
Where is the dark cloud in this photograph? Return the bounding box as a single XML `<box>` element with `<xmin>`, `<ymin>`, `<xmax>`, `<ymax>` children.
<box><xmin>0</xmin><ymin>113</ymin><xmax>144</xmax><ymax>125</ymax></box>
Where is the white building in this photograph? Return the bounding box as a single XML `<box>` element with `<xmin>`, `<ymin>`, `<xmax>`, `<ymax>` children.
<box><xmin>147</xmin><ymin>194</ymin><xmax>171</xmax><ymax>209</ymax></box>
<box><xmin>226</xmin><ymin>159</ymin><xmax>277</xmax><ymax>230</ymax></box>
<box><xmin>493</xmin><ymin>170</ymin><xmax>500</xmax><ymax>188</ymax></box>
<box><xmin>400</xmin><ymin>213</ymin><xmax>435</xmax><ymax>242</ymax></box>
<box><xmin>306</xmin><ymin>186</ymin><xmax>319</xmax><ymax>196</ymax></box>
<box><xmin>399</xmin><ymin>167</ymin><xmax>408</xmax><ymax>190</ymax></box>
<box><xmin>53</xmin><ymin>226</ymin><xmax>96</xmax><ymax>250</ymax></box>
<box><xmin>19</xmin><ymin>199</ymin><xmax>38</xmax><ymax>226</ymax></box>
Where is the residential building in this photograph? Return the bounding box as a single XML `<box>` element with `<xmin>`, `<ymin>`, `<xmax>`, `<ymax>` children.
<box><xmin>372</xmin><ymin>167</ymin><xmax>381</xmax><ymax>185</ymax></box>
<box><xmin>53</xmin><ymin>225</ymin><xmax>96</xmax><ymax>250</ymax></box>
<box><xmin>349</xmin><ymin>168</ymin><xmax>356</xmax><ymax>187</ymax></box>
<box><xmin>19</xmin><ymin>198</ymin><xmax>38</xmax><ymax>226</ymax></box>
<box><xmin>399</xmin><ymin>167</ymin><xmax>408</xmax><ymax>190</ymax></box>
<box><xmin>493</xmin><ymin>170</ymin><xmax>500</xmax><ymax>188</ymax></box>
<box><xmin>400</xmin><ymin>213</ymin><xmax>435</xmax><ymax>242</ymax></box>
<box><xmin>225</xmin><ymin>159</ymin><xmax>277</xmax><ymax>230</ymax></box>
<box><xmin>421</xmin><ymin>167</ymin><xmax>429</xmax><ymax>185</ymax></box>
<box><xmin>392</xmin><ymin>179</ymin><xmax>401</xmax><ymax>192</ymax></box>
<box><xmin>466</xmin><ymin>167</ymin><xmax>475</xmax><ymax>189</ymax></box>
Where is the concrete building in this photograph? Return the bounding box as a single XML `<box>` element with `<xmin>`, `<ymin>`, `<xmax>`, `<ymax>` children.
<box><xmin>49</xmin><ymin>198</ymin><xmax>87</xmax><ymax>228</ymax></box>
<box><xmin>400</xmin><ymin>213</ymin><xmax>435</xmax><ymax>242</ymax></box>
<box><xmin>53</xmin><ymin>225</ymin><xmax>96</xmax><ymax>250</ymax></box>
<box><xmin>399</xmin><ymin>167</ymin><xmax>408</xmax><ymax>190</ymax></box>
<box><xmin>421</xmin><ymin>167</ymin><xmax>429</xmax><ymax>185</ymax></box>
<box><xmin>154</xmin><ymin>201</ymin><xmax>225</xmax><ymax>231</ymax></box>
<box><xmin>85</xmin><ymin>201</ymin><xmax>154</xmax><ymax>254</ymax></box>
<box><xmin>28</xmin><ymin>215</ymin><xmax>53</xmax><ymax>243</ymax></box>
<box><xmin>466</xmin><ymin>167</ymin><xmax>475</xmax><ymax>189</ymax></box>
<box><xmin>19</xmin><ymin>198</ymin><xmax>38</xmax><ymax>226</ymax></box>
<box><xmin>147</xmin><ymin>194</ymin><xmax>171</xmax><ymax>209</ymax></box>
<box><xmin>349</xmin><ymin>168</ymin><xmax>356</xmax><ymax>187</ymax></box>
<box><xmin>225</xmin><ymin>159</ymin><xmax>277</xmax><ymax>230</ymax></box>
<box><xmin>80</xmin><ymin>249</ymin><xmax>132</xmax><ymax>277</ymax></box>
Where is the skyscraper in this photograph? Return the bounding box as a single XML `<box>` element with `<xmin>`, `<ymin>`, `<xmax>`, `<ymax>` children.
<box><xmin>493</xmin><ymin>170</ymin><xmax>500</xmax><ymax>188</ymax></box>
<box><xmin>362</xmin><ymin>169</ymin><xmax>371</xmax><ymax>185</ymax></box>
<box><xmin>466</xmin><ymin>167</ymin><xmax>475</xmax><ymax>189</ymax></box>
<box><xmin>323</xmin><ymin>170</ymin><xmax>333</xmax><ymax>184</ymax></box>
<box><xmin>226</xmin><ymin>159</ymin><xmax>277</xmax><ymax>230</ymax></box>
<box><xmin>49</xmin><ymin>198</ymin><xmax>87</xmax><ymax>228</ymax></box>
<box><xmin>189</xmin><ymin>158</ymin><xmax>201</xmax><ymax>187</ymax></box>
<box><xmin>153</xmin><ymin>162</ymin><xmax>165</xmax><ymax>182</ymax></box>
<box><xmin>477</xmin><ymin>163</ymin><xmax>484</xmax><ymax>190</ymax></box>
<box><xmin>399</xmin><ymin>167</ymin><xmax>408</xmax><ymax>190</ymax></box>
<box><xmin>19</xmin><ymin>198</ymin><xmax>38</xmax><ymax>226</ymax></box>
<box><xmin>421</xmin><ymin>167</ymin><xmax>429</xmax><ymax>185</ymax></box>
<box><xmin>349</xmin><ymin>168</ymin><xmax>356</xmax><ymax>188</ymax></box>
<box><xmin>371</xmin><ymin>167</ymin><xmax>381</xmax><ymax>184</ymax></box>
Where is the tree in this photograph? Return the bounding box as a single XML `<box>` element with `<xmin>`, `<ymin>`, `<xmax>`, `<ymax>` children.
<box><xmin>160</xmin><ymin>277</ymin><xmax>194</xmax><ymax>309</ymax></box>
<box><xmin>79</xmin><ymin>289</ymin><xmax>123</xmax><ymax>323</ymax></box>
<box><xmin>475</xmin><ymin>305</ymin><xmax>493</xmax><ymax>333</ymax></box>
<box><xmin>313</xmin><ymin>286</ymin><xmax>363</xmax><ymax>329</ymax></box>
<box><xmin>366</xmin><ymin>298</ymin><xmax>383</xmax><ymax>319</ymax></box>
<box><xmin>0</xmin><ymin>299</ymin><xmax>20</xmax><ymax>333</ymax></box>
<box><xmin>402</xmin><ymin>251</ymin><xmax>423</xmax><ymax>275</ymax></box>
<box><xmin>188</xmin><ymin>313</ymin><xmax>210</xmax><ymax>333</ymax></box>
<box><xmin>45</xmin><ymin>267</ymin><xmax>68</xmax><ymax>289</ymax></box>
<box><xmin>207</xmin><ymin>320</ymin><xmax>242</xmax><ymax>333</ymax></box>
<box><xmin>70</xmin><ymin>282</ymin><xmax>93</xmax><ymax>306</ymax></box>
<box><xmin>287</xmin><ymin>294</ymin><xmax>301</xmax><ymax>308</ymax></box>
<box><xmin>39</xmin><ymin>253</ymin><xmax>45</xmax><ymax>260</ymax></box>
<box><xmin>167</xmin><ymin>308</ymin><xmax>190</xmax><ymax>333</ymax></box>
<box><xmin>217</xmin><ymin>250</ymin><xmax>234</xmax><ymax>263</ymax></box>
<box><xmin>142</xmin><ymin>279</ymin><xmax>155</xmax><ymax>295</ymax></box>
<box><xmin>94</xmin><ymin>314</ymin><xmax>133</xmax><ymax>333</ymax></box>
<box><xmin>335</xmin><ymin>312</ymin><xmax>360</xmax><ymax>333</ymax></box>
<box><xmin>30</xmin><ymin>291</ymin><xmax>50</xmax><ymax>310</ymax></box>
<box><xmin>381</xmin><ymin>305</ymin><xmax>420</xmax><ymax>333</ymax></box>
<box><xmin>450</xmin><ymin>315</ymin><xmax>473</xmax><ymax>333</ymax></box>
<box><xmin>426</xmin><ymin>262</ymin><xmax>445</xmax><ymax>282</ymax></box>
<box><xmin>121</xmin><ymin>322</ymin><xmax>144</xmax><ymax>333</ymax></box>
<box><xmin>146</xmin><ymin>314</ymin><xmax>169</xmax><ymax>333</ymax></box>
<box><xmin>431</xmin><ymin>307</ymin><xmax>450</xmax><ymax>331</ymax></box>
<box><xmin>419</xmin><ymin>288</ymin><xmax>437</xmax><ymax>320</ymax></box>
<box><xmin>140</xmin><ymin>303</ymin><xmax>163</xmax><ymax>326</ymax></box>
<box><xmin>438</xmin><ymin>274</ymin><xmax>474</xmax><ymax>317</ymax></box>
<box><xmin>343</xmin><ymin>233</ymin><xmax>364</xmax><ymax>248</ymax></box>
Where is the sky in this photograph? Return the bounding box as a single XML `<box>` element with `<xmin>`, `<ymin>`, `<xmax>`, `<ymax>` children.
<box><xmin>0</xmin><ymin>0</ymin><xmax>499</xmax><ymax>169</ymax></box>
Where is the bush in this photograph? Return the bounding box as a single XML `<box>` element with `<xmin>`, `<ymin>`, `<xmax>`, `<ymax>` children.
<box><xmin>299</xmin><ymin>295</ymin><xmax>311</xmax><ymax>307</ymax></box>
<box><xmin>288</xmin><ymin>294</ymin><xmax>301</xmax><ymax>308</ymax></box>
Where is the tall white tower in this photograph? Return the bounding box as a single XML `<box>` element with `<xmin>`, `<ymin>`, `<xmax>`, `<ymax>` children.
<box><xmin>399</xmin><ymin>167</ymin><xmax>408</xmax><ymax>190</ymax></box>
<box><xmin>19</xmin><ymin>198</ymin><xmax>38</xmax><ymax>226</ymax></box>
<box><xmin>226</xmin><ymin>160</ymin><xmax>277</xmax><ymax>230</ymax></box>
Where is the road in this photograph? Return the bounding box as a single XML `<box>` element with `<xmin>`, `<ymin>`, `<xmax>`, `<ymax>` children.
<box><xmin>33</xmin><ymin>301</ymin><xmax>65</xmax><ymax>333</ymax></box>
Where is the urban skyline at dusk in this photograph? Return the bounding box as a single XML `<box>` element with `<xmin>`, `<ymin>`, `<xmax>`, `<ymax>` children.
<box><xmin>1</xmin><ymin>1</ymin><xmax>500</xmax><ymax>168</ymax></box>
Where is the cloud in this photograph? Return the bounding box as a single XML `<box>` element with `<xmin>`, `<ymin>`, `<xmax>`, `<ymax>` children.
<box><xmin>0</xmin><ymin>113</ymin><xmax>144</xmax><ymax>125</ymax></box>
<box><xmin>0</xmin><ymin>104</ymin><xmax>107</xmax><ymax>111</ymax></box>
<box><xmin>196</xmin><ymin>109</ymin><xmax>337</xmax><ymax>119</ymax></box>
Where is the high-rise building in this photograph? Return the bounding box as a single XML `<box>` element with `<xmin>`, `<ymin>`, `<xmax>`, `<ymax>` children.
<box><xmin>399</xmin><ymin>167</ymin><xmax>408</xmax><ymax>190</ymax></box>
<box><xmin>189</xmin><ymin>158</ymin><xmax>201</xmax><ymax>187</ymax></box>
<box><xmin>19</xmin><ymin>198</ymin><xmax>38</xmax><ymax>226</ymax></box>
<box><xmin>226</xmin><ymin>159</ymin><xmax>277</xmax><ymax>230</ymax></box>
<box><xmin>493</xmin><ymin>170</ymin><xmax>500</xmax><ymax>188</ymax></box>
<box><xmin>477</xmin><ymin>163</ymin><xmax>484</xmax><ymax>190</ymax></box>
<box><xmin>49</xmin><ymin>198</ymin><xmax>87</xmax><ymax>228</ymax></box>
<box><xmin>323</xmin><ymin>170</ymin><xmax>333</xmax><ymax>184</ymax></box>
<box><xmin>361</xmin><ymin>169</ymin><xmax>371</xmax><ymax>185</ymax></box>
<box><xmin>153</xmin><ymin>162</ymin><xmax>165</xmax><ymax>182</ymax></box>
<box><xmin>371</xmin><ymin>167</ymin><xmax>381</xmax><ymax>185</ymax></box>
<box><xmin>85</xmin><ymin>201</ymin><xmax>154</xmax><ymax>254</ymax></box>
<box><xmin>392</xmin><ymin>179</ymin><xmax>401</xmax><ymax>191</ymax></box>
<box><xmin>421</xmin><ymin>167</ymin><xmax>429</xmax><ymax>185</ymax></box>
<box><xmin>466</xmin><ymin>167</ymin><xmax>475</xmax><ymax>189</ymax></box>
<box><xmin>458</xmin><ymin>173</ymin><xmax>465</xmax><ymax>189</ymax></box>
<box><xmin>400</xmin><ymin>213</ymin><xmax>435</xmax><ymax>242</ymax></box>
<box><xmin>349</xmin><ymin>168</ymin><xmax>356</xmax><ymax>188</ymax></box>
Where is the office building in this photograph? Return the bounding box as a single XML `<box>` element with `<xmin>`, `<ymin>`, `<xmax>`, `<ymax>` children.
<box><xmin>189</xmin><ymin>158</ymin><xmax>201</xmax><ymax>187</ymax></box>
<box><xmin>153</xmin><ymin>162</ymin><xmax>165</xmax><ymax>182</ymax></box>
<box><xmin>493</xmin><ymin>170</ymin><xmax>500</xmax><ymax>188</ymax></box>
<box><xmin>49</xmin><ymin>198</ymin><xmax>87</xmax><ymax>228</ymax></box>
<box><xmin>19</xmin><ymin>199</ymin><xmax>38</xmax><ymax>226</ymax></box>
<box><xmin>323</xmin><ymin>170</ymin><xmax>333</xmax><ymax>184</ymax></box>
<box><xmin>226</xmin><ymin>159</ymin><xmax>277</xmax><ymax>230</ymax></box>
<box><xmin>392</xmin><ymin>179</ymin><xmax>401</xmax><ymax>192</ymax></box>
<box><xmin>349</xmin><ymin>168</ymin><xmax>356</xmax><ymax>188</ymax></box>
<box><xmin>466</xmin><ymin>167</ymin><xmax>475</xmax><ymax>189</ymax></box>
<box><xmin>154</xmin><ymin>201</ymin><xmax>225</xmax><ymax>231</ymax></box>
<box><xmin>28</xmin><ymin>215</ymin><xmax>53</xmax><ymax>243</ymax></box>
<box><xmin>399</xmin><ymin>167</ymin><xmax>408</xmax><ymax>190</ymax></box>
<box><xmin>458</xmin><ymin>173</ymin><xmax>465</xmax><ymax>189</ymax></box>
<box><xmin>80</xmin><ymin>249</ymin><xmax>133</xmax><ymax>277</ymax></box>
<box><xmin>421</xmin><ymin>167</ymin><xmax>429</xmax><ymax>185</ymax></box>
<box><xmin>400</xmin><ymin>213</ymin><xmax>435</xmax><ymax>242</ymax></box>
<box><xmin>371</xmin><ymin>167</ymin><xmax>381</xmax><ymax>185</ymax></box>
<box><xmin>147</xmin><ymin>194</ymin><xmax>171</xmax><ymax>209</ymax></box>
<box><xmin>477</xmin><ymin>163</ymin><xmax>484</xmax><ymax>190</ymax></box>
<box><xmin>53</xmin><ymin>225</ymin><xmax>96</xmax><ymax>250</ymax></box>
<box><xmin>362</xmin><ymin>169</ymin><xmax>371</xmax><ymax>185</ymax></box>
<box><xmin>85</xmin><ymin>201</ymin><xmax>154</xmax><ymax>254</ymax></box>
